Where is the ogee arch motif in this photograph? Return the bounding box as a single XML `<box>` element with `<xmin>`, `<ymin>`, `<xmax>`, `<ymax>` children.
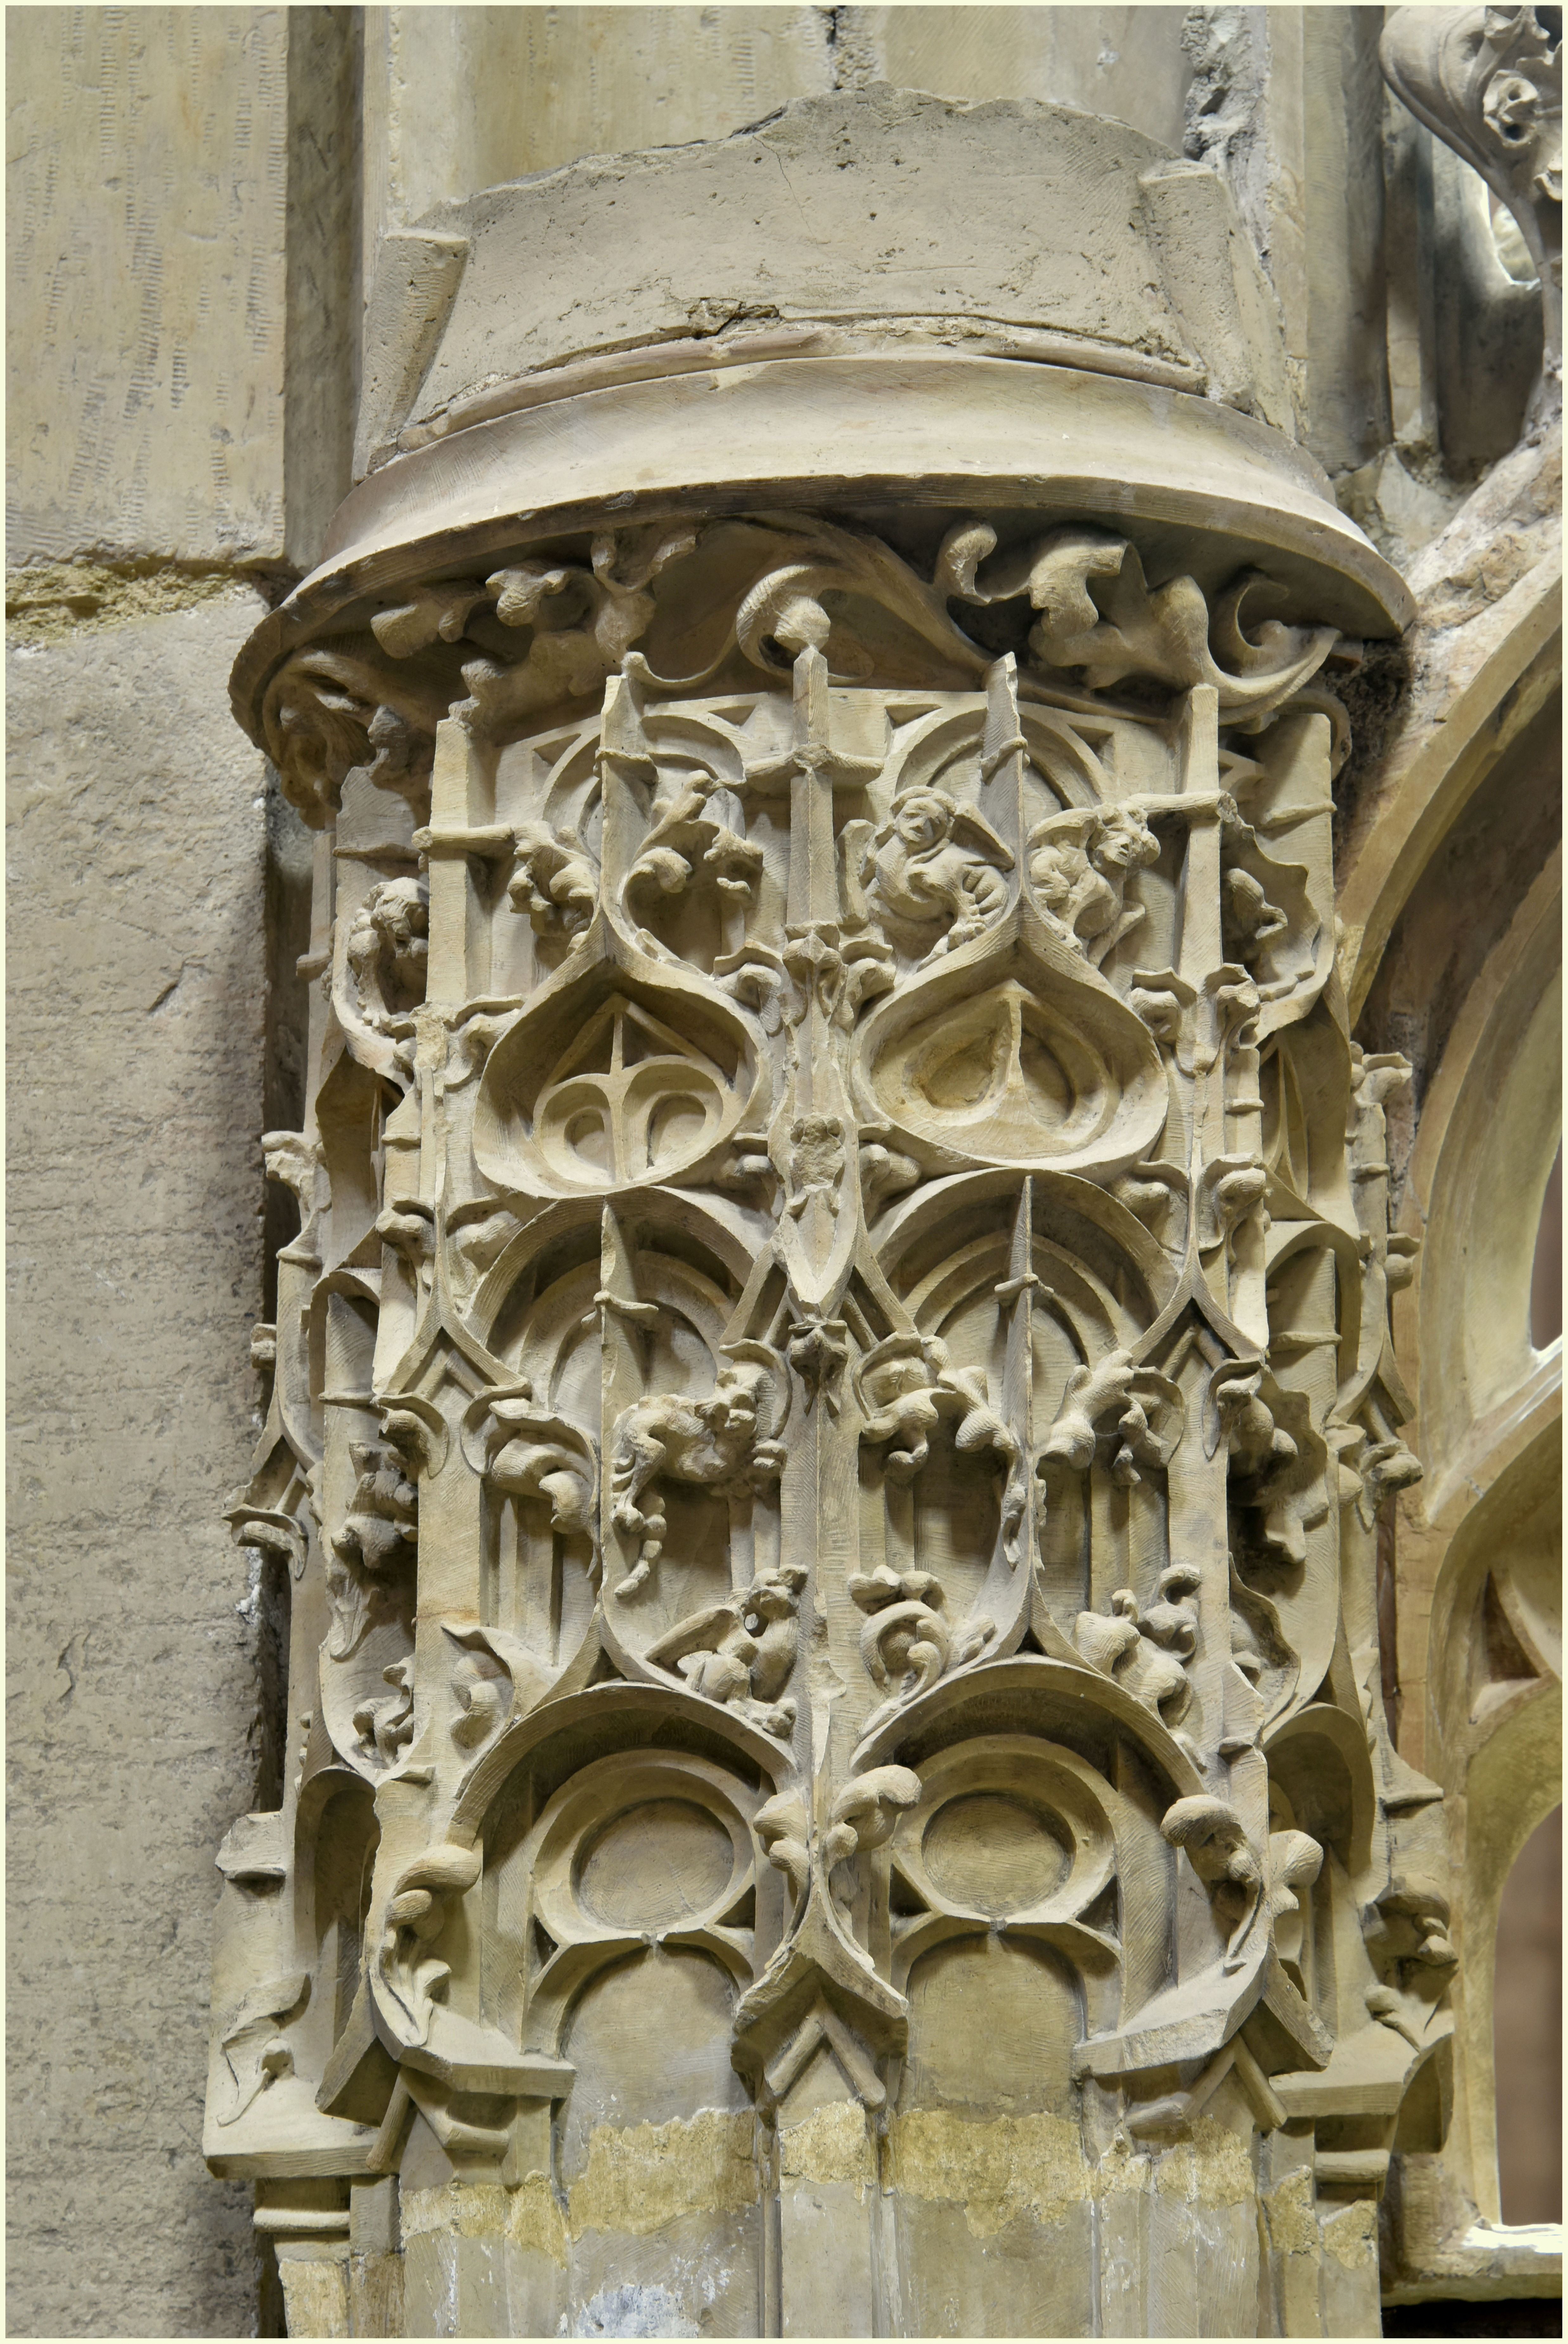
<box><xmin>201</xmin><ymin>78</ymin><xmax>1499</xmax><ymax>2344</ymax></box>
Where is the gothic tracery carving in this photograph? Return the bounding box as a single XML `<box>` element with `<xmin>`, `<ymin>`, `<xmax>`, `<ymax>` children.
<box><xmin>213</xmin><ymin>436</ymin><xmax>1442</xmax><ymax>2335</ymax></box>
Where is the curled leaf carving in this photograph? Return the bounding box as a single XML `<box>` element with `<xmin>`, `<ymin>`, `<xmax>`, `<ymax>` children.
<box><xmin>259</xmin><ymin>647</ymin><xmax>443</xmax><ymax>828</ymax></box>
<box><xmin>938</xmin><ymin>522</ymin><xmax>1339</xmax><ymax>716</ymax></box>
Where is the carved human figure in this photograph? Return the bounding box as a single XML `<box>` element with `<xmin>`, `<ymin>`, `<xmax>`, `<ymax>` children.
<box><xmin>646</xmin><ymin>1562</ymin><xmax>809</xmax><ymax>1734</ymax></box>
<box><xmin>861</xmin><ymin>787</ymin><xmax>1014</xmax><ymax>958</ymax></box>
<box><xmin>346</xmin><ymin>877</ymin><xmax>429</xmax><ymax>1027</ymax></box>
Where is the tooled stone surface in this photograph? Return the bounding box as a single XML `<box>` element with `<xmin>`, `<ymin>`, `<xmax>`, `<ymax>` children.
<box><xmin>207</xmin><ymin>482</ymin><xmax>1451</xmax><ymax>2332</ymax></box>
<box><xmin>10</xmin><ymin>594</ymin><xmax>272</xmax><ymax>2338</ymax></box>
<box><xmin>206</xmin><ymin>96</ymin><xmax>1449</xmax><ymax>2341</ymax></box>
<box><xmin>1381</xmin><ymin>5</ymin><xmax>1562</xmax><ymax>399</ymax></box>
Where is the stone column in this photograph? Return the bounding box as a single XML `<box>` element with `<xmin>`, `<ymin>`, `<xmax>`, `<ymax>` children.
<box><xmin>205</xmin><ymin>86</ymin><xmax>1450</xmax><ymax>2338</ymax></box>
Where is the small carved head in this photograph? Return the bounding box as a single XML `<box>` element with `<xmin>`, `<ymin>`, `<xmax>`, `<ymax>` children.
<box><xmin>1094</xmin><ymin>804</ymin><xmax>1161</xmax><ymax>872</ymax></box>
<box><xmin>708</xmin><ymin>1359</ymin><xmax>770</xmax><ymax>1430</ymax></box>
<box><xmin>889</xmin><ymin>790</ymin><xmax>957</xmax><ymax>853</ymax></box>
<box><xmin>744</xmin><ymin>1565</ymin><xmax>807</xmax><ymax>1624</ymax></box>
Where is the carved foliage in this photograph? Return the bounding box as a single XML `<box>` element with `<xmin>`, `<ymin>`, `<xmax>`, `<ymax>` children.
<box><xmin>328</xmin><ymin>1441</ymin><xmax>418</xmax><ymax>1662</ymax></box>
<box><xmin>211</xmin><ymin>500</ymin><xmax>1440</xmax><ymax>2286</ymax></box>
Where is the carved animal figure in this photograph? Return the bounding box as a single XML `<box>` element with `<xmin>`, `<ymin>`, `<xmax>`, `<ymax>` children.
<box><xmin>862</xmin><ymin>788</ymin><xmax>1013</xmax><ymax>956</ymax></box>
<box><xmin>1072</xmin><ymin>1564</ymin><xmax>1201</xmax><ymax>1727</ymax></box>
<box><xmin>610</xmin><ymin>1359</ymin><xmax>786</xmax><ymax>1596</ymax></box>
<box><xmin>1160</xmin><ymin>1793</ymin><xmax>1264</xmax><ymax>1968</ymax></box>
<box><xmin>1223</xmin><ymin>866</ymin><xmax>1287</xmax><ymax>965</ymax></box>
<box><xmin>508</xmin><ymin>821</ymin><xmax>598</xmax><ymax>945</ymax></box>
<box><xmin>1363</xmin><ymin>1878</ymin><xmax>1458</xmax><ymax>2047</ymax></box>
<box><xmin>785</xmin><ymin>1114</ymin><xmax>844</xmax><ymax>1221</ymax></box>
<box><xmin>645</xmin><ymin>1562</ymin><xmax>808</xmax><ymax>1735</ymax></box>
<box><xmin>352</xmin><ymin>1659</ymin><xmax>416</xmax><ymax>1768</ymax></box>
<box><xmin>623</xmin><ymin>774</ymin><xmax>762</xmax><ymax>940</ymax></box>
<box><xmin>345</xmin><ymin>877</ymin><xmax>429</xmax><ymax>1027</ymax></box>
<box><xmin>857</xmin><ymin>1340</ymin><xmax>944</xmax><ymax>1479</ymax></box>
<box><xmin>1027</xmin><ymin>804</ymin><xmax>1159</xmax><ymax>964</ymax></box>
<box><xmin>335</xmin><ymin>1442</ymin><xmax>418</xmax><ymax>1575</ymax></box>
<box><xmin>1073</xmin><ymin>1592</ymin><xmax>1187</xmax><ymax>1718</ymax></box>
<box><xmin>679</xmin><ymin>1638</ymin><xmax>754</xmax><ymax>1708</ymax></box>
<box><xmin>324</xmin><ymin>1442</ymin><xmax>419</xmax><ymax>1662</ymax></box>
<box><xmin>745</xmin><ymin>1566</ymin><xmax>810</xmax><ymax>1704</ymax></box>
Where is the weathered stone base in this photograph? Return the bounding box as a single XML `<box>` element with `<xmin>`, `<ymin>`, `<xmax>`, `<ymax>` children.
<box><xmin>268</xmin><ymin>2109</ymin><xmax>1398</xmax><ymax>2338</ymax></box>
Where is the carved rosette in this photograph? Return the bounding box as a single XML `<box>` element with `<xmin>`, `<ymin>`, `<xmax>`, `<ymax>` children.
<box><xmin>206</xmin><ymin>97</ymin><xmax>1443</xmax><ymax>2340</ymax></box>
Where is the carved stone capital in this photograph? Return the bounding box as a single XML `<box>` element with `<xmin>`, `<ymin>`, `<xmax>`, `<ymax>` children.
<box><xmin>206</xmin><ymin>87</ymin><xmax>1442</xmax><ymax>2337</ymax></box>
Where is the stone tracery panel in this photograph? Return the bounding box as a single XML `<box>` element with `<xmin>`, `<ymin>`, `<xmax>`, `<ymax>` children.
<box><xmin>202</xmin><ymin>80</ymin><xmax>1483</xmax><ymax>2341</ymax></box>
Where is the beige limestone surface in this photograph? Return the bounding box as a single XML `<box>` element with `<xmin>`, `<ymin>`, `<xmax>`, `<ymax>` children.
<box><xmin>6</xmin><ymin>10</ymin><xmax>290</xmax><ymax>566</ymax></box>
<box><xmin>210</xmin><ymin>87</ymin><xmax>1445</xmax><ymax>2341</ymax></box>
<box><xmin>5</xmin><ymin>7</ymin><xmax>1561</xmax><ymax>2335</ymax></box>
<box><xmin>6</xmin><ymin>591</ymin><xmax>273</xmax><ymax>2336</ymax></box>
<box><xmin>360</xmin><ymin>5</ymin><xmax>1192</xmax><ymax>258</ymax></box>
<box><xmin>362</xmin><ymin>4</ymin><xmax>835</xmax><ymax>251</ymax></box>
<box><xmin>1185</xmin><ymin>8</ymin><xmax>1392</xmax><ymax>476</ymax></box>
<box><xmin>388</xmin><ymin>86</ymin><xmax>1294</xmax><ymax>447</ymax></box>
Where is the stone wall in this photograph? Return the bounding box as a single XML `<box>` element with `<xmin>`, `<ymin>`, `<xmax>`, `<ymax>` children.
<box><xmin>7</xmin><ymin>594</ymin><xmax>273</xmax><ymax>2337</ymax></box>
<box><xmin>6</xmin><ymin>10</ymin><xmax>293</xmax><ymax>2333</ymax></box>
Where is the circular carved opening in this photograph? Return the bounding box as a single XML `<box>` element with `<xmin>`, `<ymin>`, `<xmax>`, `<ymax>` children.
<box><xmin>922</xmin><ymin>1792</ymin><xmax>1068</xmax><ymax>1917</ymax></box>
<box><xmin>575</xmin><ymin>1797</ymin><xmax>734</xmax><ymax>1929</ymax></box>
